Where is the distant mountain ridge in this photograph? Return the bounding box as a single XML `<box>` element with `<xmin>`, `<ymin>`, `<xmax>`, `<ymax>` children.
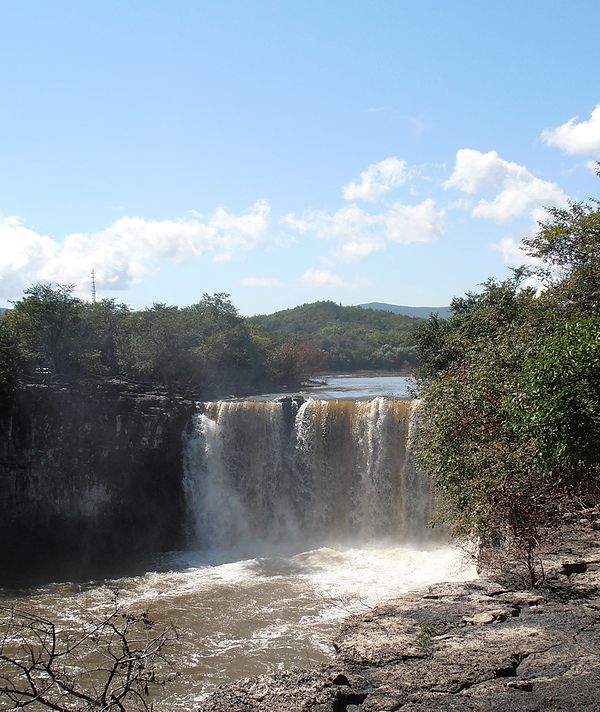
<box><xmin>359</xmin><ymin>302</ymin><xmax>452</xmax><ymax>320</ymax></box>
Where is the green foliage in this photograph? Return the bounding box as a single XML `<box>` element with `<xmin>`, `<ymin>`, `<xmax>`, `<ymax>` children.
<box><xmin>416</xmin><ymin>271</ymin><xmax>535</xmax><ymax>378</ymax></box>
<box><xmin>2</xmin><ymin>286</ymin><xmax>316</xmax><ymax>397</ymax></box>
<box><xmin>509</xmin><ymin>318</ymin><xmax>600</xmax><ymax>478</ymax></box>
<box><xmin>416</xmin><ymin>192</ymin><xmax>600</xmax><ymax>585</ymax></box>
<box><xmin>416</xmin><ymin>312</ymin><xmax>539</xmax><ymax>540</ymax></box>
<box><xmin>82</xmin><ymin>298</ymin><xmax>131</xmax><ymax>375</ymax></box>
<box><xmin>249</xmin><ymin>300</ymin><xmax>421</xmax><ymax>372</ymax></box>
<box><xmin>4</xmin><ymin>289</ymin><xmax>423</xmax><ymax>395</ymax></box>
<box><xmin>523</xmin><ymin>194</ymin><xmax>600</xmax><ymax>318</ymax></box>
<box><xmin>0</xmin><ymin>318</ymin><xmax>18</xmax><ymax>407</ymax></box>
<box><xmin>416</xmin><ymin>622</ymin><xmax>437</xmax><ymax>647</ymax></box>
<box><xmin>5</xmin><ymin>283</ymin><xmax>86</xmax><ymax>376</ymax></box>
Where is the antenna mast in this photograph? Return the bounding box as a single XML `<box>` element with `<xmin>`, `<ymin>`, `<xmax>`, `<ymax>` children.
<box><xmin>91</xmin><ymin>269</ymin><xmax>97</xmax><ymax>303</ymax></box>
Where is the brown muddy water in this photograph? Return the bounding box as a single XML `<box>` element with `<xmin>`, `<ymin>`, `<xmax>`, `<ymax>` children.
<box><xmin>1</xmin><ymin>377</ymin><xmax>475</xmax><ymax>708</ymax></box>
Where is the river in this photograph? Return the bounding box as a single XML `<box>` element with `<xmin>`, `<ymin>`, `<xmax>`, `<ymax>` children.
<box><xmin>0</xmin><ymin>375</ymin><xmax>474</xmax><ymax>709</ymax></box>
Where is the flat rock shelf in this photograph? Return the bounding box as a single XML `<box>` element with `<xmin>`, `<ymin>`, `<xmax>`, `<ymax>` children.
<box><xmin>200</xmin><ymin>508</ymin><xmax>600</xmax><ymax>711</ymax></box>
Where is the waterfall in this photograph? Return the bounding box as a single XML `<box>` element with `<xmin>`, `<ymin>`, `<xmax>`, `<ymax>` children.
<box><xmin>183</xmin><ymin>397</ymin><xmax>437</xmax><ymax>555</ymax></box>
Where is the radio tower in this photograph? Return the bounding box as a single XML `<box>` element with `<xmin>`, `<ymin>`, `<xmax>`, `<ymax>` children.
<box><xmin>91</xmin><ymin>269</ymin><xmax>97</xmax><ymax>303</ymax></box>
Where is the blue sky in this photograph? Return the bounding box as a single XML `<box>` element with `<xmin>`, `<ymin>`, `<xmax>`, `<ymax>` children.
<box><xmin>1</xmin><ymin>0</ymin><xmax>599</xmax><ymax>314</ymax></box>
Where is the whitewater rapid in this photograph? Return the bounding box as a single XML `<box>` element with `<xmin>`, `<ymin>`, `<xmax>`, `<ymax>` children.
<box><xmin>2</xmin><ymin>543</ymin><xmax>473</xmax><ymax>708</ymax></box>
<box><xmin>0</xmin><ymin>380</ymin><xmax>476</xmax><ymax>707</ymax></box>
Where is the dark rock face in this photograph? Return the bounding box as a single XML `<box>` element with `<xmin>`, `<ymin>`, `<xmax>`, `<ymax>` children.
<box><xmin>275</xmin><ymin>395</ymin><xmax>306</xmax><ymax>429</ymax></box>
<box><xmin>200</xmin><ymin>511</ymin><xmax>600</xmax><ymax>711</ymax></box>
<box><xmin>0</xmin><ymin>381</ymin><xmax>196</xmax><ymax>585</ymax></box>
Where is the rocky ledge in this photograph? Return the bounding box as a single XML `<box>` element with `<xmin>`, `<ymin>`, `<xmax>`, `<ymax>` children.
<box><xmin>200</xmin><ymin>510</ymin><xmax>600</xmax><ymax>711</ymax></box>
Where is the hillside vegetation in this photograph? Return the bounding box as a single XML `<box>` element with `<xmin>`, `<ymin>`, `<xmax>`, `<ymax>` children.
<box><xmin>248</xmin><ymin>301</ymin><xmax>421</xmax><ymax>372</ymax></box>
<box><xmin>0</xmin><ymin>294</ymin><xmax>422</xmax><ymax>405</ymax></box>
<box><xmin>0</xmin><ymin>291</ymin><xmax>318</xmax><ymax>403</ymax></box>
<box><xmin>416</xmin><ymin>183</ymin><xmax>600</xmax><ymax>586</ymax></box>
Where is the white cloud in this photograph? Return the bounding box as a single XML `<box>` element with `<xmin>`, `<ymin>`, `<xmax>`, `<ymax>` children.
<box><xmin>492</xmin><ymin>237</ymin><xmax>538</xmax><ymax>268</ymax></box>
<box><xmin>491</xmin><ymin>237</ymin><xmax>548</xmax><ymax>291</ymax></box>
<box><xmin>384</xmin><ymin>199</ymin><xmax>445</xmax><ymax>243</ymax></box>
<box><xmin>0</xmin><ymin>202</ymin><xmax>271</xmax><ymax>299</ymax></box>
<box><xmin>343</xmin><ymin>157</ymin><xmax>408</xmax><ymax>202</ymax></box>
<box><xmin>283</xmin><ymin>198</ymin><xmax>444</xmax><ymax>262</ymax></box>
<box><xmin>541</xmin><ymin>105</ymin><xmax>600</xmax><ymax>157</ymax></box>
<box><xmin>300</xmin><ymin>268</ymin><xmax>348</xmax><ymax>288</ymax></box>
<box><xmin>445</xmin><ymin>149</ymin><xmax>567</xmax><ymax>223</ymax></box>
<box><xmin>0</xmin><ymin>217</ymin><xmax>59</xmax><ymax>298</ymax></box>
<box><xmin>336</xmin><ymin>240</ymin><xmax>381</xmax><ymax>261</ymax></box>
<box><xmin>240</xmin><ymin>277</ymin><xmax>281</xmax><ymax>287</ymax></box>
<box><xmin>473</xmin><ymin>177</ymin><xmax>566</xmax><ymax>223</ymax></box>
<box><xmin>444</xmin><ymin>149</ymin><xmax>520</xmax><ymax>194</ymax></box>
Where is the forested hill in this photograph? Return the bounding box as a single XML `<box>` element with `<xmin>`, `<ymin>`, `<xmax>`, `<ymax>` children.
<box><xmin>248</xmin><ymin>301</ymin><xmax>421</xmax><ymax>372</ymax></box>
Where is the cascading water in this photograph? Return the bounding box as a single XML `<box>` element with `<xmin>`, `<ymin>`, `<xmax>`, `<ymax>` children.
<box><xmin>2</xmin><ymin>381</ymin><xmax>474</xmax><ymax>709</ymax></box>
<box><xmin>183</xmin><ymin>397</ymin><xmax>438</xmax><ymax>555</ymax></box>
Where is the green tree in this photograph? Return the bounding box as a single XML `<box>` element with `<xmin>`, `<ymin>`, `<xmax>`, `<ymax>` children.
<box><xmin>509</xmin><ymin>318</ymin><xmax>600</xmax><ymax>479</ymax></box>
<box><xmin>120</xmin><ymin>303</ymin><xmax>188</xmax><ymax>392</ymax></box>
<box><xmin>415</xmin><ymin>189</ymin><xmax>600</xmax><ymax>586</ymax></box>
<box><xmin>0</xmin><ymin>318</ymin><xmax>18</xmax><ymax>408</ymax></box>
<box><xmin>5</xmin><ymin>284</ymin><xmax>86</xmax><ymax>376</ymax></box>
<box><xmin>81</xmin><ymin>298</ymin><xmax>130</xmax><ymax>376</ymax></box>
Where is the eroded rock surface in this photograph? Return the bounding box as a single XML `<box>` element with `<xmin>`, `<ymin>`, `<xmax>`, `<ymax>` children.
<box><xmin>200</xmin><ymin>511</ymin><xmax>600</xmax><ymax>711</ymax></box>
<box><xmin>0</xmin><ymin>381</ymin><xmax>196</xmax><ymax>584</ymax></box>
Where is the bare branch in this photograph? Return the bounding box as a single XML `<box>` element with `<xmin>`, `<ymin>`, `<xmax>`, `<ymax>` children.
<box><xmin>0</xmin><ymin>601</ymin><xmax>178</xmax><ymax>711</ymax></box>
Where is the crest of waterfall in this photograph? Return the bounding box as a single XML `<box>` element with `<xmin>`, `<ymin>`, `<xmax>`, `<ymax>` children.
<box><xmin>183</xmin><ymin>397</ymin><xmax>437</xmax><ymax>555</ymax></box>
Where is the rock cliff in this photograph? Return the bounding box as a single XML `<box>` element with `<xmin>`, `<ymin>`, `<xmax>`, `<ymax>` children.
<box><xmin>0</xmin><ymin>380</ymin><xmax>196</xmax><ymax>585</ymax></box>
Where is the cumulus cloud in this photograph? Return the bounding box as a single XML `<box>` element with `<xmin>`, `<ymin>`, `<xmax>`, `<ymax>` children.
<box><xmin>541</xmin><ymin>105</ymin><xmax>600</xmax><ymax>157</ymax></box>
<box><xmin>491</xmin><ymin>237</ymin><xmax>550</xmax><ymax>292</ymax></box>
<box><xmin>283</xmin><ymin>198</ymin><xmax>444</xmax><ymax>262</ymax></box>
<box><xmin>342</xmin><ymin>157</ymin><xmax>408</xmax><ymax>202</ymax></box>
<box><xmin>0</xmin><ymin>217</ymin><xmax>59</xmax><ymax>298</ymax></box>
<box><xmin>492</xmin><ymin>237</ymin><xmax>539</xmax><ymax>268</ymax></box>
<box><xmin>0</xmin><ymin>202</ymin><xmax>271</xmax><ymax>299</ymax></box>
<box><xmin>240</xmin><ymin>277</ymin><xmax>281</xmax><ymax>287</ymax></box>
<box><xmin>384</xmin><ymin>199</ymin><xmax>445</xmax><ymax>243</ymax></box>
<box><xmin>445</xmin><ymin>149</ymin><xmax>567</xmax><ymax>222</ymax></box>
<box><xmin>300</xmin><ymin>268</ymin><xmax>348</xmax><ymax>288</ymax></box>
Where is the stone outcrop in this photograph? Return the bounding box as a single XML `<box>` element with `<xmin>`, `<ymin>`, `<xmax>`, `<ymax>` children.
<box><xmin>0</xmin><ymin>380</ymin><xmax>196</xmax><ymax>585</ymax></box>
<box><xmin>200</xmin><ymin>510</ymin><xmax>600</xmax><ymax>711</ymax></box>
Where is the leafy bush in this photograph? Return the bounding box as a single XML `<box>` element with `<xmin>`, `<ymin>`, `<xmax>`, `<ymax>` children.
<box><xmin>416</xmin><ymin>194</ymin><xmax>600</xmax><ymax>586</ymax></box>
<box><xmin>509</xmin><ymin>318</ymin><xmax>600</xmax><ymax>478</ymax></box>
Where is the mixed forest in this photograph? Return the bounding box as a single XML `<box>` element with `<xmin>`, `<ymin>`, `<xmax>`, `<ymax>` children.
<box><xmin>416</xmin><ymin>188</ymin><xmax>600</xmax><ymax>585</ymax></box>
<box><xmin>0</xmin><ymin>292</ymin><xmax>421</xmax><ymax>407</ymax></box>
<box><xmin>248</xmin><ymin>301</ymin><xmax>421</xmax><ymax>372</ymax></box>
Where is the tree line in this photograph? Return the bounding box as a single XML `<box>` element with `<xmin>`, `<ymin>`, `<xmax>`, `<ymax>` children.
<box><xmin>0</xmin><ymin>292</ymin><xmax>425</xmax><ymax>405</ymax></box>
<box><xmin>415</xmin><ymin>185</ymin><xmax>600</xmax><ymax>586</ymax></box>
<box><xmin>0</xmin><ymin>289</ymin><xmax>332</xmax><ymax>403</ymax></box>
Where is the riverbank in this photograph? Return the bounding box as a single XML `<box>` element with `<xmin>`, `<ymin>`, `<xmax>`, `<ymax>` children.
<box><xmin>200</xmin><ymin>507</ymin><xmax>600</xmax><ymax>711</ymax></box>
